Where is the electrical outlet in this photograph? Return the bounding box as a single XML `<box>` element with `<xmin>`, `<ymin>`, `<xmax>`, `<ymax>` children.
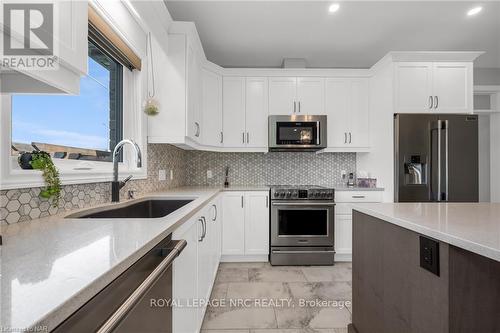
<box><xmin>207</xmin><ymin>170</ymin><xmax>213</xmax><ymax>179</ymax></box>
<box><xmin>341</xmin><ymin>170</ymin><xmax>347</xmax><ymax>179</ymax></box>
<box><xmin>170</xmin><ymin>170</ymin><xmax>174</xmax><ymax>180</ymax></box>
<box><xmin>159</xmin><ymin>170</ymin><xmax>166</xmax><ymax>181</ymax></box>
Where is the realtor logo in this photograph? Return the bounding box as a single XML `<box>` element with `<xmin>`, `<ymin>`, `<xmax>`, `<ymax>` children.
<box><xmin>1</xmin><ymin>2</ymin><xmax>58</xmax><ymax>70</ymax></box>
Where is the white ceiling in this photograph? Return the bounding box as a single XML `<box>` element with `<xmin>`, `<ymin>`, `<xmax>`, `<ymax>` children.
<box><xmin>165</xmin><ymin>1</ymin><xmax>500</xmax><ymax>68</ymax></box>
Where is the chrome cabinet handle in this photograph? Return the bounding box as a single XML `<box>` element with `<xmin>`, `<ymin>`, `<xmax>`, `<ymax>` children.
<box><xmin>202</xmin><ymin>216</ymin><xmax>207</xmax><ymax>239</ymax></box>
<box><xmin>220</xmin><ymin>131</ymin><xmax>223</xmax><ymax>144</ymax></box>
<box><xmin>349</xmin><ymin>132</ymin><xmax>352</xmax><ymax>144</ymax></box>
<box><xmin>344</xmin><ymin>133</ymin><xmax>347</xmax><ymax>144</ymax></box>
<box><xmin>198</xmin><ymin>218</ymin><xmax>204</xmax><ymax>241</ymax></box>
<box><xmin>266</xmin><ymin>196</ymin><xmax>268</xmax><ymax>208</ymax></box>
<box><xmin>434</xmin><ymin>96</ymin><xmax>439</xmax><ymax>109</ymax></box>
<box><xmin>212</xmin><ymin>204</ymin><xmax>217</xmax><ymax>221</ymax></box>
<box><xmin>242</xmin><ymin>132</ymin><xmax>245</xmax><ymax>144</ymax></box>
<box><xmin>241</xmin><ymin>195</ymin><xmax>244</xmax><ymax>208</ymax></box>
<box><xmin>194</xmin><ymin>122</ymin><xmax>200</xmax><ymax>137</ymax></box>
<box><xmin>429</xmin><ymin>96</ymin><xmax>433</xmax><ymax>109</ymax></box>
<box><xmin>298</xmin><ymin>101</ymin><xmax>301</xmax><ymax>113</ymax></box>
<box><xmin>293</xmin><ymin>101</ymin><xmax>296</xmax><ymax>113</ymax></box>
<box><xmin>272</xmin><ymin>202</ymin><xmax>335</xmax><ymax>206</ymax></box>
<box><xmin>247</xmin><ymin>132</ymin><xmax>249</xmax><ymax>144</ymax></box>
<box><xmin>96</xmin><ymin>240</ymin><xmax>187</xmax><ymax>333</ymax></box>
<box><xmin>352</xmin><ymin>195</ymin><xmax>366</xmax><ymax>199</ymax></box>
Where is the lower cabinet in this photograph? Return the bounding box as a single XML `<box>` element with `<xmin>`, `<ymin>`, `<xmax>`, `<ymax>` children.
<box><xmin>222</xmin><ymin>191</ymin><xmax>270</xmax><ymax>261</ymax></box>
<box><xmin>172</xmin><ymin>197</ymin><xmax>222</xmax><ymax>333</ymax></box>
<box><xmin>335</xmin><ymin>191</ymin><xmax>383</xmax><ymax>262</ymax></box>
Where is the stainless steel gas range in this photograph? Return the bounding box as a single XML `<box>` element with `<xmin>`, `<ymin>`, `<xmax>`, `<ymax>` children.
<box><xmin>270</xmin><ymin>186</ymin><xmax>335</xmax><ymax>266</ymax></box>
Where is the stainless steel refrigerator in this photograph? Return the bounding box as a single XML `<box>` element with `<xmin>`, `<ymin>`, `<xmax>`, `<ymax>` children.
<box><xmin>394</xmin><ymin>114</ymin><xmax>479</xmax><ymax>202</ymax></box>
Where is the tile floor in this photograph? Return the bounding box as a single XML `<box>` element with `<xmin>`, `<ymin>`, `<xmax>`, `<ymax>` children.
<box><xmin>201</xmin><ymin>262</ymin><xmax>352</xmax><ymax>333</ymax></box>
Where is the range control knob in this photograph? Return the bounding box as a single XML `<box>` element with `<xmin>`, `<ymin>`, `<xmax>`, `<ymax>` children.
<box><xmin>286</xmin><ymin>191</ymin><xmax>292</xmax><ymax>197</ymax></box>
<box><xmin>279</xmin><ymin>192</ymin><xmax>286</xmax><ymax>198</ymax></box>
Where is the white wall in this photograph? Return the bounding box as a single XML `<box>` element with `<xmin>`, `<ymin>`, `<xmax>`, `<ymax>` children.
<box><xmin>357</xmin><ymin>62</ymin><xmax>395</xmax><ymax>202</ymax></box>
<box><xmin>474</xmin><ymin>68</ymin><xmax>500</xmax><ymax>85</ymax></box>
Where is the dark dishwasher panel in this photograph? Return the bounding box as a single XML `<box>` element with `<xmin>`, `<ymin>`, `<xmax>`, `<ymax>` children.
<box><xmin>52</xmin><ymin>235</ymin><xmax>180</xmax><ymax>333</ymax></box>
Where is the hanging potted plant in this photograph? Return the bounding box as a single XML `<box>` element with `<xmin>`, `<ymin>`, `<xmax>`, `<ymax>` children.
<box><xmin>18</xmin><ymin>151</ymin><xmax>62</xmax><ymax>206</ymax></box>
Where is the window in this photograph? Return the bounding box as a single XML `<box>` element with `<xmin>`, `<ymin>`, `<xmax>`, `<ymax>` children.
<box><xmin>11</xmin><ymin>39</ymin><xmax>123</xmax><ymax>162</ymax></box>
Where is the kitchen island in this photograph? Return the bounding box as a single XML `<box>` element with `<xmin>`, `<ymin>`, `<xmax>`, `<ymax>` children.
<box><xmin>349</xmin><ymin>203</ymin><xmax>500</xmax><ymax>333</ymax></box>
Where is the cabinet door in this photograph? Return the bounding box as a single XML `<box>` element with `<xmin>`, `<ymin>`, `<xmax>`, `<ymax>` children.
<box><xmin>244</xmin><ymin>191</ymin><xmax>270</xmax><ymax>255</ymax></box>
<box><xmin>268</xmin><ymin>77</ymin><xmax>297</xmax><ymax>115</ymax></box>
<box><xmin>395</xmin><ymin>62</ymin><xmax>433</xmax><ymax>113</ymax></box>
<box><xmin>197</xmin><ymin>211</ymin><xmax>212</xmax><ymax>325</ymax></box>
<box><xmin>202</xmin><ymin>69</ymin><xmax>223</xmax><ymax>146</ymax></box>
<box><xmin>223</xmin><ymin>77</ymin><xmax>246</xmax><ymax>147</ymax></box>
<box><xmin>186</xmin><ymin>43</ymin><xmax>202</xmax><ymax>142</ymax></box>
<box><xmin>222</xmin><ymin>192</ymin><xmax>246</xmax><ymax>255</ymax></box>
<box><xmin>172</xmin><ymin>219</ymin><xmax>199</xmax><ymax>333</ymax></box>
<box><xmin>432</xmin><ymin>62</ymin><xmax>472</xmax><ymax>113</ymax></box>
<box><xmin>349</xmin><ymin>79</ymin><xmax>370</xmax><ymax>147</ymax></box>
<box><xmin>335</xmin><ymin>215</ymin><xmax>353</xmax><ymax>255</ymax></box>
<box><xmin>325</xmin><ymin>79</ymin><xmax>350</xmax><ymax>147</ymax></box>
<box><xmin>245</xmin><ymin>77</ymin><xmax>269</xmax><ymax>148</ymax></box>
<box><xmin>297</xmin><ymin>77</ymin><xmax>325</xmax><ymax>115</ymax></box>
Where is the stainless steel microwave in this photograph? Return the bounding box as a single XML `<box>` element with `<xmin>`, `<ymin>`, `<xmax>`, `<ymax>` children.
<box><xmin>268</xmin><ymin>115</ymin><xmax>327</xmax><ymax>151</ymax></box>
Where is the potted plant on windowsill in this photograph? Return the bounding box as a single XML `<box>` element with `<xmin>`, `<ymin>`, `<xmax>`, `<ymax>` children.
<box><xmin>18</xmin><ymin>151</ymin><xmax>62</xmax><ymax>206</ymax></box>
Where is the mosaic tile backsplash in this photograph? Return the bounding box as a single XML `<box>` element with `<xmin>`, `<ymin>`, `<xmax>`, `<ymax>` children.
<box><xmin>185</xmin><ymin>151</ymin><xmax>356</xmax><ymax>187</ymax></box>
<box><xmin>1</xmin><ymin>144</ymin><xmax>187</xmax><ymax>224</ymax></box>
<box><xmin>1</xmin><ymin>146</ymin><xmax>355</xmax><ymax>224</ymax></box>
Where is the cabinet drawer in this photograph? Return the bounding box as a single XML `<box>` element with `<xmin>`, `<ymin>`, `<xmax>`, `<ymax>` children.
<box><xmin>335</xmin><ymin>191</ymin><xmax>383</xmax><ymax>203</ymax></box>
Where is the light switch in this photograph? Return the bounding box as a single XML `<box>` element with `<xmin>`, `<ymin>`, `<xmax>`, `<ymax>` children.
<box><xmin>170</xmin><ymin>170</ymin><xmax>174</xmax><ymax>180</ymax></box>
<box><xmin>207</xmin><ymin>170</ymin><xmax>213</xmax><ymax>179</ymax></box>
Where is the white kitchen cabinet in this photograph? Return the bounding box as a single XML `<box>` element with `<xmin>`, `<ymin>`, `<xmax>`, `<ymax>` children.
<box><xmin>202</xmin><ymin>69</ymin><xmax>223</xmax><ymax>146</ymax></box>
<box><xmin>1</xmin><ymin>0</ymin><xmax>87</xmax><ymax>94</ymax></box>
<box><xmin>173</xmin><ymin>197</ymin><xmax>222</xmax><ymax>333</ymax></box>
<box><xmin>269</xmin><ymin>77</ymin><xmax>297</xmax><ymax>115</ymax></box>
<box><xmin>245</xmin><ymin>77</ymin><xmax>268</xmax><ymax>147</ymax></box>
<box><xmin>244</xmin><ymin>192</ymin><xmax>270</xmax><ymax>255</ymax></box>
<box><xmin>172</xmin><ymin>217</ymin><xmax>199</xmax><ymax>333</ymax></box>
<box><xmin>395</xmin><ymin>62</ymin><xmax>473</xmax><ymax>114</ymax></box>
<box><xmin>269</xmin><ymin>77</ymin><xmax>325</xmax><ymax>115</ymax></box>
<box><xmin>222</xmin><ymin>77</ymin><xmax>268</xmax><ymax>148</ymax></box>
<box><xmin>326</xmin><ymin>78</ymin><xmax>370</xmax><ymax>149</ymax></box>
<box><xmin>222</xmin><ymin>191</ymin><xmax>270</xmax><ymax>260</ymax></box>
<box><xmin>222</xmin><ymin>77</ymin><xmax>246</xmax><ymax>147</ymax></box>
<box><xmin>334</xmin><ymin>191</ymin><xmax>383</xmax><ymax>262</ymax></box>
<box><xmin>186</xmin><ymin>43</ymin><xmax>203</xmax><ymax>142</ymax></box>
<box><xmin>222</xmin><ymin>191</ymin><xmax>246</xmax><ymax>255</ymax></box>
<box><xmin>297</xmin><ymin>77</ymin><xmax>326</xmax><ymax>115</ymax></box>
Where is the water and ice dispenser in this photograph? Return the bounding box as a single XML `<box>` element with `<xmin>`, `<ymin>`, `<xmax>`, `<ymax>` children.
<box><xmin>404</xmin><ymin>155</ymin><xmax>427</xmax><ymax>185</ymax></box>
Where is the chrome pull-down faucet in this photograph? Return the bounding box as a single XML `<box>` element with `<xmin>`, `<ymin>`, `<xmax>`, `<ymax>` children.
<box><xmin>112</xmin><ymin>139</ymin><xmax>142</xmax><ymax>202</ymax></box>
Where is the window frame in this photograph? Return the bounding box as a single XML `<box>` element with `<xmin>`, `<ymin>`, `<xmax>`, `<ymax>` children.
<box><xmin>0</xmin><ymin>51</ymin><xmax>147</xmax><ymax>190</ymax></box>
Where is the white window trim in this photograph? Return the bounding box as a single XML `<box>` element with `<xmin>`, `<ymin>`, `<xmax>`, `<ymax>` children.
<box><xmin>0</xmin><ymin>66</ymin><xmax>148</xmax><ymax>190</ymax></box>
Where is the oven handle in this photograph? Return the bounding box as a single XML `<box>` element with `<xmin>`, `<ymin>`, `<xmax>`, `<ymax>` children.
<box><xmin>96</xmin><ymin>240</ymin><xmax>187</xmax><ymax>333</ymax></box>
<box><xmin>272</xmin><ymin>250</ymin><xmax>336</xmax><ymax>254</ymax></box>
<box><xmin>272</xmin><ymin>202</ymin><xmax>335</xmax><ymax>206</ymax></box>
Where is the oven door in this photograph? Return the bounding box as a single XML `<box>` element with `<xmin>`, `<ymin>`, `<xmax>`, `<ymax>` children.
<box><xmin>271</xmin><ymin>201</ymin><xmax>334</xmax><ymax>247</ymax></box>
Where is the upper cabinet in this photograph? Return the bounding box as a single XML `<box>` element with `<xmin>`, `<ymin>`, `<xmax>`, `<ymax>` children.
<box><xmin>269</xmin><ymin>77</ymin><xmax>325</xmax><ymax>115</ymax></box>
<box><xmin>223</xmin><ymin>77</ymin><xmax>268</xmax><ymax>149</ymax></box>
<box><xmin>202</xmin><ymin>69</ymin><xmax>223</xmax><ymax>147</ymax></box>
<box><xmin>1</xmin><ymin>0</ymin><xmax>87</xmax><ymax>94</ymax></box>
<box><xmin>395</xmin><ymin>62</ymin><xmax>473</xmax><ymax>114</ymax></box>
<box><xmin>326</xmin><ymin>78</ymin><xmax>370</xmax><ymax>150</ymax></box>
<box><xmin>186</xmin><ymin>43</ymin><xmax>203</xmax><ymax>143</ymax></box>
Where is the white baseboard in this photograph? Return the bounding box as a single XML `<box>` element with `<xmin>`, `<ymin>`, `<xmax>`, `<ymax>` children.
<box><xmin>221</xmin><ymin>254</ymin><xmax>269</xmax><ymax>262</ymax></box>
<box><xmin>335</xmin><ymin>253</ymin><xmax>352</xmax><ymax>262</ymax></box>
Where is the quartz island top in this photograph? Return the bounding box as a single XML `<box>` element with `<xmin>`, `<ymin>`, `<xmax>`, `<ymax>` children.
<box><xmin>353</xmin><ymin>203</ymin><xmax>500</xmax><ymax>262</ymax></box>
<box><xmin>1</xmin><ymin>186</ymin><xmax>246</xmax><ymax>332</ymax></box>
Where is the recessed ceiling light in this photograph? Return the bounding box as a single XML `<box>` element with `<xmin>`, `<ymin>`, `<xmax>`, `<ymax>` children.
<box><xmin>329</xmin><ymin>3</ymin><xmax>340</xmax><ymax>13</ymax></box>
<box><xmin>467</xmin><ymin>6</ymin><xmax>483</xmax><ymax>16</ymax></box>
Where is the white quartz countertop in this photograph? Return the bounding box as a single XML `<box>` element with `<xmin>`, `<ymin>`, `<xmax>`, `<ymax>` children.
<box><xmin>0</xmin><ymin>186</ymin><xmax>233</xmax><ymax>332</ymax></box>
<box><xmin>353</xmin><ymin>203</ymin><xmax>500</xmax><ymax>262</ymax></box>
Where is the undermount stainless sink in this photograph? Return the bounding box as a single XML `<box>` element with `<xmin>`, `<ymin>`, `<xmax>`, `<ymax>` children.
<box><xmin>67</xmin><ymin>198</ymin><xmax>193</xmax><ymax>219</ymax></box>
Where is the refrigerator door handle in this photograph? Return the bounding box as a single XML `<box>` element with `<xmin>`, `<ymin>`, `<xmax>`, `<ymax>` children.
<box><xmin>437</xmin><ymin>120</ymin><xmax>442</xmax><ymax>201</ymax></box>
<box><xmin>443</xmin><ymin>120</ymin><xmax>449</xmax><ymax>201</ymax></box>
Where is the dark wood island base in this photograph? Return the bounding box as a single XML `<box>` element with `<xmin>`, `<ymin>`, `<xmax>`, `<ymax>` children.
<box><xmin>350</xmin><ymin>211</ymin><xmax>500</xmax><ymax>333</ymax></box>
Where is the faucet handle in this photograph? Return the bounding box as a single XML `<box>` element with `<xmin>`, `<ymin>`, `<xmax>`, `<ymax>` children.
<box><xmin>123</xmin><ymin>175</ymin><xmax>133</xmax><ymax>183</ymax></box>
<box><xmin>127</xmin><ymin>189</ymin><xmax>136</xmax><ymax>200</ymax></box>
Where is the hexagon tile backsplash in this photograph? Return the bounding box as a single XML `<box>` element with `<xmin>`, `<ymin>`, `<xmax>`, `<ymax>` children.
<box><xmin>1</xmin><ymin>144</ymin><xmax>356</xmax><ymax>224</ymax></box>
<box><xmin>1</xmin><ymin>144</ymin><xmax>188</xmax><ymax>224</ymax></box>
